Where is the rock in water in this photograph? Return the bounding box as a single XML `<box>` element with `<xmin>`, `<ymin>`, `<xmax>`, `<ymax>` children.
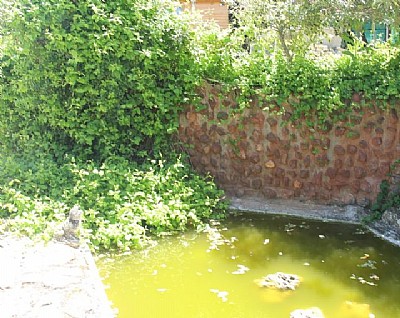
<box><xmin>255</xmin><ymin>272</ymin><xmax>301</xmax><ymax>290</ymax></box>
<box><xmin>290</xmin><ymin>307</ymin><xmax>325</xmax><ymax>318</ymax></box>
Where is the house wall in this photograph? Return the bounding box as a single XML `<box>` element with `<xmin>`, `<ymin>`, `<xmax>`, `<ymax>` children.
<box><xmin>179</xmin><ymin>83</ymin><xmax>400</xmax><ymax>205</ymax></box>
<box><xmin>182</xmin><ymin>0</ymin><xmax>229</xmax><ymax>29</ymax></box>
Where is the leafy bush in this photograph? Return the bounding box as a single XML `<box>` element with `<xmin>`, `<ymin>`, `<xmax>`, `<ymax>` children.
<box><xmin>194</xmin><ymin>32</ymin><xmax>400</xmax><ymax>128</ymax></box>
<box><xmin>0</xmin><ymin>0</ymin><xmax>197</xmax><ymax>161</ymax></box>
<box><xmin>367</xmin><ymin>160</ymin><xmax>400</xmax><ymax>221</ymax></box>
<box><xmin>0</xmin><ymin>153</ymin><xmax>227</xmax><ymax>251</ymax></box>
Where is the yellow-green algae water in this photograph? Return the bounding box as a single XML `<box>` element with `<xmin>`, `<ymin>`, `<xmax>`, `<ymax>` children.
<box><xmin>97</xmin><ymin>213</ymin><xmax>400</xmax><ymax>318</ymax></box>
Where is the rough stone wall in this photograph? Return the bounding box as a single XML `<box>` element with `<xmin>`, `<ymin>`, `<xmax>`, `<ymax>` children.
<box><xmin>179</xmin><ymin>84</ymin><xmax>400</xmax><ymax>205</ymax></box>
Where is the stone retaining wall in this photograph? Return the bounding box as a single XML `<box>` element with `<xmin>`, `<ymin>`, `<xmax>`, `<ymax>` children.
<box><xmin>179</xmin><ymin>84</ymin><xmax>400</xmax><ymax>205</ymax></box>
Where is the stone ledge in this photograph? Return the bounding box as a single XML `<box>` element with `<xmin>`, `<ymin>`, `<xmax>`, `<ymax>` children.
<box><xmin>0</xmin><ymin>235</ymin><xmax>115</xmax><ymax>318</ymax></box>
<box><xmin>229</xmin><ymin>196</ymin><xmax>400</xmax><ymax>247</ymax></box>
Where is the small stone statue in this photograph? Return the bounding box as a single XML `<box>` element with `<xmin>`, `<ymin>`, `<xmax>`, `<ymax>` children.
<box><xmin>61</xmin><ymin>205</ymin><xmax>83</xmax><ymax>247</ymax></box>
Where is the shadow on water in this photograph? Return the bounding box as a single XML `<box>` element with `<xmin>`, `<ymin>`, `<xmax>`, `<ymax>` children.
<box><xmin>97</xmin><ymin>212</ymin><xmax>400</xmax><ymax>318</ymax></box>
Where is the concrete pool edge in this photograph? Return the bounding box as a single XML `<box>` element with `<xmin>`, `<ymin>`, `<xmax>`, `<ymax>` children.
<box><xmin>0</xmin><ymin>235</ymin><xmax>116</xmax><ymax>318</ymax></box>
<box><xmin>229</xmin><ymin>196</ymin><xmax>400</xmax><ymax>247</ymax></box>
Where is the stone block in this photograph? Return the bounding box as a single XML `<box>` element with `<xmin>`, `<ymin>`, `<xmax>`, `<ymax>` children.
<box><xmin>312</xmin><ymin>172</ymin><xmax>323</xmax><ymax>186</ymax></box>
<box><xmin>265</xmin><ymin>175</ymin><xmax>274</xmax><ymax>185</ymax></box>
<box><xmin>263</xmin><ymin>188</ymin><xmax>277</xmax><ymax>198</ymax></box>
<box><xmin>335</xmin><ymin>126</ymin><xmax>346</xmax><ymax>137</ymax></box>
<box><xmin>267</xmin><ymin>132</ymin><xmax>279</xmax><ymax>144</ymax></box>
<box><xmin>345</xmin><ymin>157</ymin><xmax>354</xmax><ymax>168</ymax></box>
<box><xmin>287</xmin><ymin>171</ymin><xmax>297</xmax><ymax>178</ymax></box>
<box><xmin>198</xmin><ymin>134</ymin><xmax>210</xmax><ymax>144</ymax></box>
<box><xmin>265</xmin><ymin>160</ymin><xmax>276</xmax><ymax>168</ymax></box>
<box><xmin>363</xmin><ymin>121</ymin><xmax>375</xmax><ymax>133</ymax></box>
<box><xmin>289</xmin><ymin>159</ymin><xmax>298</xmax><ymax>169</ymax></box>
<box><xmin>266</xmin><ymin>117</ymin><xmax>278</xmax><ymax>127</ymax></box>
<box><xmin>249</xmin><ymin>164</ymin><xmax>262</xmax><ymax>176</ymax></box>
<box><xmin>283</xmin><ymin>177</ymin><xmax>290</xmax><ymax>187</ymax></box>
<box><xmin>334</xmin><ymin>159</ymin><xmax>343</xmax><ymax>169</ymax></box>
<box><xmin>211</xmin><ymin>142</ymin><xmax>222</xmax><ymax>154</ymax></box>
<box><xmin>251</xmin><ymin>113</ymin><xmax>265</xmax><ymax>127</ymax></box>
<box><xmin>359</xmin><ymin>140</ymin><xmax>369</xmax><ymax>149</ymax></box>
<box><xmin>300</xmin><ymin>170</ymin><xmax>310</xmax><ymax>179</ymax></box>
<box><xmin>357</xmin><ymin>150</ymin><xmax>367</xmax><ymax>162</ymax></box>
<box><xmin>316</xmin><ymin>154</ymin><xmax>329</xmax><ymax>167</ymax></box>
<box><xmin>354</xmin><ymin>167</ymin><xmax>366</xmax><ymax>179</ymax></box>
<box><xmin>337</xmin><ymin>169</ymin><xmax>351</xmax><ymax>179</ymax></box>
<box><xmin>360</xmin><ymin>180</ymin><xmax>372</xmax><ymax>193</ymax></box>
<box><xmin>274</xmin><ymin>167</ymin><xmax>285</xmax><ymax>177</ymax></box>
<box><xmin>216</xmin><ymin>126</ymin><xmax>227</xmax><ymax>136</ymax></box>
<box><xmin>325</xmin><ymin>167</ymin><xmax>337</xmax><ymax>179</ymax></box>
<box><xmin>293</xmin><ymin>180</ymin><xmax>302</xmax><ymax>189</ymax></box>
<box><xmin>389</xmin><ymin>108</ymin><xmax>399</xmax><ymax>124</ymax></box>
<box><xmin>379</xmin><ymin>162</ymin><xmax>391</xmax><ymax>175</ymax></box>
<box><xmin>384</xmin><ymin>127</ymin><xmax>397</xmax><ymax>147</ymax></box>
<box><xmin>371</xmin><ymin>137</ymin><xmax>382</xmax><ymax>147</ymax></box>
<box><xmin>347</xmin><ymin>145</ymin><xmax>358</xmax><ymax>155</ymax></box>
<box><xmin>300</xmin><ymin>142</ymin><xmax>309</xmax><ymax>150</ymax></box>
<box><xmin>251</xmin><ymin>129</ymin><xmax>263</xmax><ymax>143</ymax></box>
<box><xmin>334</xmin><ymin>145</ymin><xmax>346</xmax><ymax>155</ymax></box>
<box><xmin>304</xmin><ymin>156</ymin><xmax>311</xmax><ymax>168</ymax></box>
<box><xmin>248</xmin><ymin>152</ymin><xmax>260</xmax><ymax>164</ymax></box>
<box><xmin>251</xmin><ymin>179</ymin><xmax>263</xmax><ymax>189</ymax></box>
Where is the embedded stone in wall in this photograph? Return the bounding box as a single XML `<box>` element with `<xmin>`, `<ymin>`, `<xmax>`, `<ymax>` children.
<box><xmin>251</xmin><ymin>179</ymin><xmax>263</xmax><ymax>189</ymax></box>
<box><xmin>334</xmin><ymin>145</ymin><xmax>346</xmax><ymax>156</ymax></box>
<box><xmin>300</xmin><ymin>170</ymin><xmax>310</xmax><ymax>179</ymax></box>
<box><xmin>293</xmin><ymin>180</ymin><xmax>302</xmax><ymax>189</ymax></box>
<box><xmin>384</xmin><ymin>127</ymin><xmax>397</xmax><ymax>147</ymax></box>
<box><xmin>249</xmin><ymin>153</ymin><xmax>261</xmax><ymax>164</ymax></box>
<box><xmin>371</xmin><ymin>137</ymin><xmax>382</xmax><ymax>147</ymax></box>
<box><xmin>334</xmin><ymin>159</ymin><xmax>343</xmax><ymax>169</ymax></box>
<box><xmin>265</xmin><ymin>160</ymin><xmax>276</xmax><ymax>168</ymax></box>
<box><xmin>360</xmin><ymin>180</ymin><xmax>372</xmax><ymax>193</ymax></box>
<box><xmin>335</xmin><ymin>126</ymin><xmax>346</xmax><ymax>136</ymax></box>
<box><xmin>267</xmin><ymin>117</ymin><xmax>278</xmax><ymax>127</ymax></box>
<box><xmin>267</xmin><ymin>132</ymin><xmax>279</xmax><ymax>144</ymax></box>
<box><xmin>359</xmin><ymin>140</ymin><xmax>369</xmax><ymax>149</ymax></box>
<box><xmin>263</xmin><ymin>188</ymin><xmax>277</xmax><ymax>198</ymax></box>
<box><xmin>354</xmin><ymin>167</ymin><xmax>366</xmax><ymax>179</ymax></box>
<box><xmin>347</xmin><ymin>145</ymin><xmax>358</xmax><ymax>155</ymax></box>
<box><xmin>217</xmin><ymin>111</ymin><xmax>229</xmax><ymax>121</ymax></box>
<box><xmin>326</xmin><ymin>167</ymin><xmax>337</xmax><ymax>179</ymax></box>
<box><xmin>303</xmin><ymin>156</ymin><xmax>311</xmax><ymax>168</ymax></box>
<box><xmin>357</xmin><ymin>151</ymin><xmax>367</xmax><ymax>162</ymax></box>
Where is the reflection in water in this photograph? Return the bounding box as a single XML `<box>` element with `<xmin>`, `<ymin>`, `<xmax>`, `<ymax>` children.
<box><xmin>97</xmin><ymin>213</ymin><xmax>400</xmax><ymax>318</ymax></box>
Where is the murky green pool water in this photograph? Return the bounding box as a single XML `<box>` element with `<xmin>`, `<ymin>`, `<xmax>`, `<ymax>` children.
<box><xmin>97</xmin><ymin>213</ymin><xmax>400</xmax><ymax>318</ymax></box>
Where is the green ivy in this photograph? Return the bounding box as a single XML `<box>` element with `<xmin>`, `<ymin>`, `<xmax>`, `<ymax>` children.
<box><xmin>0</xmin><ymin>152</ymin><xmax>227</xmax><ymax>251</ymax></box>
<box><xmin>194</xmin><ymin>33</ymin><xmax>400</xmax><ymax>128</ymax></box>
<box><xmin>0</xmin><ymin>0</ymin><xmax>198</xmax><ymax>161</ymax></box>
<box><xmin>367</xmin><ymin>160</ymin><xmax>400</xmax><ymax>222</ymax></box>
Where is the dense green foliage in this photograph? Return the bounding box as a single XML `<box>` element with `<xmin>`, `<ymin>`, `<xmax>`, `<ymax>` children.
<box><xmin>368</xmin><ymin>161</ymin><xmax>400</xmax><ymax>221</ymax></box>
<box><xmin>0</xmin><ymin>0</ymin><xmax>226</xmax><ymax>251</ymax></box>
<box><xmin>195</xmin><ymin>32</ymin><xmax>400</xmax><ymax>128</ymax></box>
<box><xmin>0</xmin><ymin>0</ymin><xmax>197</xmax><ymax>160</ymax></box>
<box><xmin>0</xmin><ymin>152</ymin><xmax>226</xmax><ymax>251</ymax></box>
<box><xmin>226</xmin><ymin>0</ymin><xmax>400</xmax><ymax>62</ymax></box>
